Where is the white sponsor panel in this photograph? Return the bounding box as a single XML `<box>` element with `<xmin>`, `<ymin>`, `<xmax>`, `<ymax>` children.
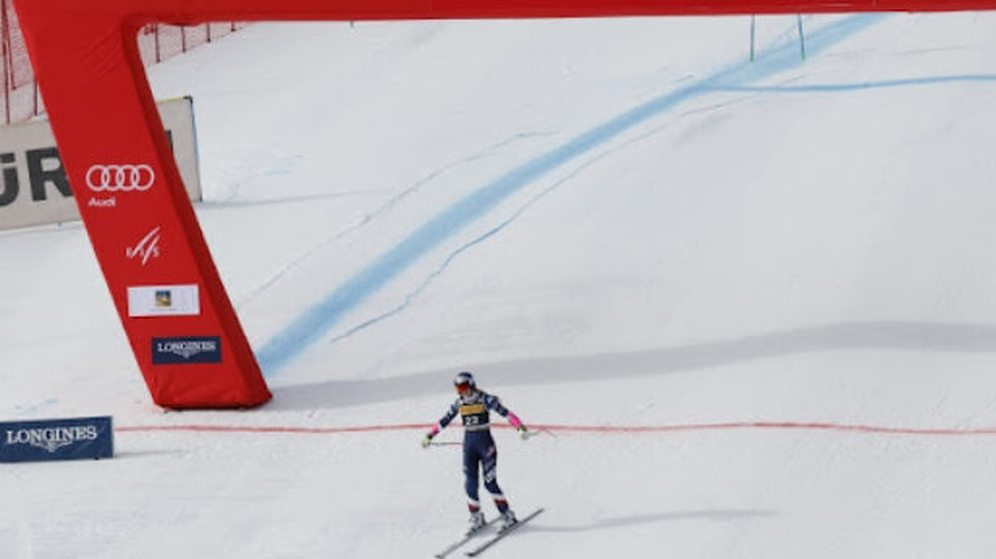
<box><xmin>0</xmin><ymin>96</ymin><xmax>202</xmax><ymax>231</ymax></box>
<box><xmin>127</xmin><ymin>284</ymin><xmax>200</xmax><ymax>317</ymax></box>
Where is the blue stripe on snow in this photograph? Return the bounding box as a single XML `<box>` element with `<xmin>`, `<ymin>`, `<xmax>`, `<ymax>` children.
<box><xmin>712</xmin><ymin>74</ymin><xmax>996</xmax><ymax>94</ymax></box>
<box><xmin>256</xmin><ymin>14</ymin><xmax>888</xmax><ymax>375</ymax></box>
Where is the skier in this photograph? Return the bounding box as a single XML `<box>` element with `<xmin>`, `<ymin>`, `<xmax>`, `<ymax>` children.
<box><xmin>422</xmin><ymin>371</ymin><xmax>530</xmax><ymax>534</ymax></box>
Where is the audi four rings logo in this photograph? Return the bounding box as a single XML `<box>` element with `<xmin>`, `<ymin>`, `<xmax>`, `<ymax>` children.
<box><xmin>85</xmin><ymin>164</ymin><xmax>155</xmax><ymax>192</ymax></box>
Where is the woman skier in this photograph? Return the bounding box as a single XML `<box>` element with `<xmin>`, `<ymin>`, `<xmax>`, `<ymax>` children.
<box><xmin>422</xmin><ymin>371</ymin><xmax>529</xmax><ymax>534</ymax></box>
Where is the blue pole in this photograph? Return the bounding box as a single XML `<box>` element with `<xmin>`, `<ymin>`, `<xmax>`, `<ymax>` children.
<box><xmin>797</xmin><ymin>15</ymin><xmax>807</xmax><ymax>60</ymax></box>
<box><xmin>750</xmin><ymin>15</ymin><xmax>756</xmax><ymax>62</ymax></box>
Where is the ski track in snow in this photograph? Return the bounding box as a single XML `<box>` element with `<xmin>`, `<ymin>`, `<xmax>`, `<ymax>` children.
<box><xmin>234</xmin><ymin>132</ymin><xmax>551</xmax><ymax>309</ymax></box>
<box><xmin>319</xmin><ymin>85</ymin><xmax>749</xmax><ymax>348</ymax></box>
<box><xmin>714</xmin><ymin>73</ymin><xmax>996</xmax><ymax>94</ymax></box>
<box><xmin>322</xmin><ymin>136</ymin><xmax>612</xmax><ymax>347</ymax></box>
<box><xmin>255</xmin><ymin>14</ymin><xmax>891</xmax><ymax>376</ymax></box>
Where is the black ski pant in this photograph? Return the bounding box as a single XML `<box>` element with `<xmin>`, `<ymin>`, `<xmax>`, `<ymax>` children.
<box><xmin>462</xmin><ymin>430</ymin><xmax>508</xmax><ymax>512</ymax></box>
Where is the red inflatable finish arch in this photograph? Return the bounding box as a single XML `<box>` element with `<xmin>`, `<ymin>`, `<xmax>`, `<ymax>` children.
<box><xmin>12</xmin><ymin>0</ymin><xmax>995</xmax><ymax>408</ymax></box>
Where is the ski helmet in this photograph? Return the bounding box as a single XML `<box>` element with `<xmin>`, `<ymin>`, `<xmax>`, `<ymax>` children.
<box><xmin>453</xmin><ymin>371</ymin><xmax>476</xmax><ymax>395</ymax></box>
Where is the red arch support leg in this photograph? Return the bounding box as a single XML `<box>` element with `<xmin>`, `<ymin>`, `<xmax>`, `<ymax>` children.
<box><xmin>13</xmin><ymin>11</ymin><xmax>271</xmax><ymax>409</ymax></box>
<box><xmin>12</xmin><ymin>0</ymin><xmax>996</xmax><ymax>409</ymax></box>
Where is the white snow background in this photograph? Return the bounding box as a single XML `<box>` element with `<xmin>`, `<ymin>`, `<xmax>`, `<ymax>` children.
<box><xmin>4</xmin><ymin>12</ymin><xmax>996</xmax><ymax>558</ymax></box>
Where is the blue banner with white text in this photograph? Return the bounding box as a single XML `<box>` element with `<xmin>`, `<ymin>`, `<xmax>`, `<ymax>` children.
<box><xmin>0</xmin><ymin>416</ymin><xmax>113</xmax><ymax>463</ymax></box>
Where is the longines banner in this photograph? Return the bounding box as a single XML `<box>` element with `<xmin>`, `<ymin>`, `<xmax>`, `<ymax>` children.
<box><xmin>0</xmin><ymin>96</ymin><xmax>202</xmax><ymax>231</ymax></box>
<box><xmin>0</xmin><ymin>416</ymin><xmax>114</xmax><ymax>463</ymax></box>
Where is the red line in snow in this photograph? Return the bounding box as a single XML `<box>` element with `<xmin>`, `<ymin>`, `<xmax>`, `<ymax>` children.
<box><xmin>114</xmin><ymin>423</ymin><xmax>430</xmax><ymax>434</ymax></box>
<box><xmin>528</xmin><ymin>422</ymin><xmax>996</xmax><ymax>436</ymax></box>
<box><xmin>114</xmin><ymin>421</ymin><xmax>996</xmax><ymax>437</ymax></box>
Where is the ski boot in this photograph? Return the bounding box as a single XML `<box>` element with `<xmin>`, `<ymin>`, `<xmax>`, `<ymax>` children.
<box><xmin>499</xmin><ymin>508</ymin><xmax>518</xmax><ymax>532</ymax></box>
<box><xmin>466</xmin><ymin>510</ymin><xmax>486</xmax><ymax>536</ymax></box>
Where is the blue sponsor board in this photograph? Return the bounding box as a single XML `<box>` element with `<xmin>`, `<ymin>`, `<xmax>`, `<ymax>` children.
<box><xmin>152</xmin><ymin>336</ymin><xmax>222</xmax><ymax>364</ymax></box>
<box><xmin>0</xmin><ymin>416</ymin><xmax>114</xmax><ymax>463</ymax></box>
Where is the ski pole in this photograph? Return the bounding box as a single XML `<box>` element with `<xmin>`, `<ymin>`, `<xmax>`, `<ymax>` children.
<box><xmin>521</xmin><ymin>427</ymin><xmax>556</xmax><ymax>440</ymax></box>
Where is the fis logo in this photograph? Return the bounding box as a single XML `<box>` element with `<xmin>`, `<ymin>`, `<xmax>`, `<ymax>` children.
<box><xmin>126</xmin><ymin>226</ymin><xmax>161</xmax><ymax>266</ymax></box>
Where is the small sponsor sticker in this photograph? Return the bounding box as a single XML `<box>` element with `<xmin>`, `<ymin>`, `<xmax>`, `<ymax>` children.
<box><xmin>127</xmin><ymin>284</ymin><xmax>199</xmax><ymax>317</ymax></box>
<box><xmin>152</xmin><ymin>336</ymin><xmax>222</xmax><ymax>365</ymax></box>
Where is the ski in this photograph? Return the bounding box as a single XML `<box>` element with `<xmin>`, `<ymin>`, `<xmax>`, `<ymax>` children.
<box><xmin>464</xmin><ymin>508</ymin><xmax>544</xmax><ymax>557</ymax></box>
<box><xmin>434</xmin><ymin>517</ymin><xmax>500</xmax><ymax>559</ymax></box>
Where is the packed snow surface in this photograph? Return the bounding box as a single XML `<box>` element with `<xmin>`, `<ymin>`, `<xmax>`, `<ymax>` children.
<box><xmin>4</xmin><ymin>12</ymin><xmax>996</xmax><ymax>558</ymax></box>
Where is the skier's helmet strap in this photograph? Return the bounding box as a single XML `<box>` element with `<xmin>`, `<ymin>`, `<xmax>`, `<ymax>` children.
<box><xmin>454</xmin><ymin>371</ymin><xmax>475</xmax><ymax>395</ymax></box>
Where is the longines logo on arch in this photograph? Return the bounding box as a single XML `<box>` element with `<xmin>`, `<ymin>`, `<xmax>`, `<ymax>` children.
<box><xmin>86</xmin><ymin>163</ymin><xmax>156</xmax><ymax>208</ymax></box>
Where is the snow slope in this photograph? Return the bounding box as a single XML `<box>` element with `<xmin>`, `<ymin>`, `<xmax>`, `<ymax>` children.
<box><xmin>4</xmin><ymin>12</ymin><xmax>996</xmax><ymax>558</ymax></box>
